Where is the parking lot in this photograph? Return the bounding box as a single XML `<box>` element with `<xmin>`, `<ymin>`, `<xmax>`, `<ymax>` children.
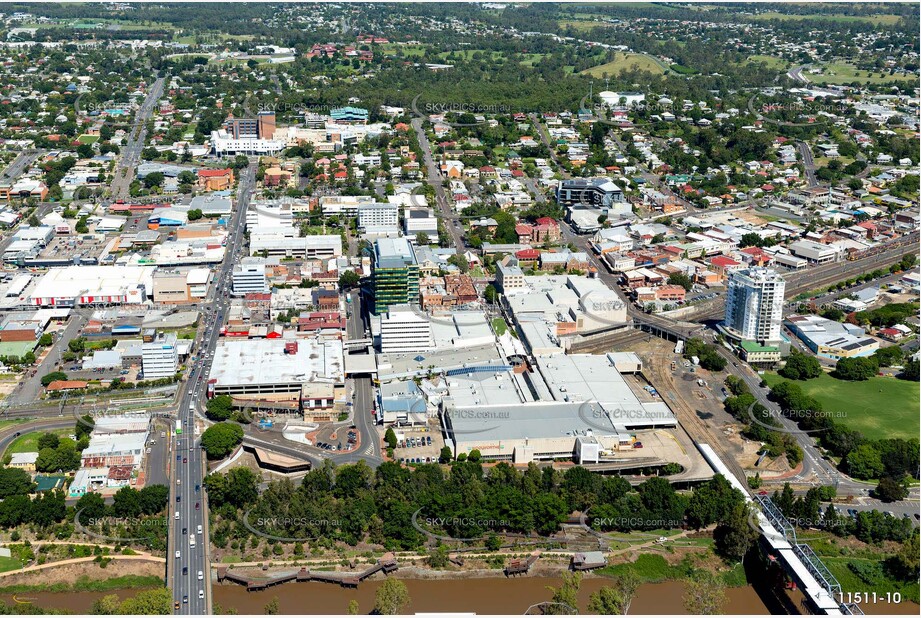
<box><xmin>394</xmin><ymin>424</ymin><xmax>443</xmax><ymax>464</ymax></box>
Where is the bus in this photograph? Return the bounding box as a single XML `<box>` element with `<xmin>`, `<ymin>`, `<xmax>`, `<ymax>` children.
<box><xmin>175</xmin><ymin>419</ymin><xmax>182</xmax><ymax>435</ymax></box>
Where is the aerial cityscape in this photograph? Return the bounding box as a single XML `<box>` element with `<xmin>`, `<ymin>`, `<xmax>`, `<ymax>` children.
<box><xmin>0</xmin><ymin>1</ymin><xmax>917</xmax><ymax>616</ymax></box>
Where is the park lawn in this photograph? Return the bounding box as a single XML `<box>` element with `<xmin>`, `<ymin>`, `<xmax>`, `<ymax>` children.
<box><xmin>746</xmin><ymin>55</ymin><xmax>789</xmax><ymax>70</ymax></box>
<box><xmin>379</xmin><ymin>43</ymin><xmax>427</xmax><ymax>58</ymax></box>
<box><xmin>582</xmin><ymin>52</ymin><xmax>665</xmax><ymax>77</ymax></box>
<box><xmin>810</xmin><ymin>62</ymin><xmax>916</xmax><ymax>85</ymax></box>
<box><xmin>558</xmin><ymin>19</ymin><xmax>611</xmax><ymax>33</ymax></box>
<box><xmin>491</xmin><ymin>318</ymin><xmax>508</xmax><ymax>337</ymax></box>
<box><xmin>77</xmin><ymin>134</ymin><xmax>99</xmax><ymax>145</ymax></box>
<box><xmin>4</xmin><ymin>428</ymin><xmax>71</xmax><ymax>456</ymax></box>
<box><xmin>762</xmin><ymin>372</ymin><xmax>920</xmax><ymax>440</ymax></box>
<box><xmin>0</xmin><ymin>556</ymin><xmax>22</xmax><ymax>573</ymax></box>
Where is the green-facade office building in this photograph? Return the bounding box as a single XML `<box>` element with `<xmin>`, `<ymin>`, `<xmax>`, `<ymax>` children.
<box><xmin>372</xmin><ymin>237</ymin><xmax>419</xmax><ymax>314</ymax></box>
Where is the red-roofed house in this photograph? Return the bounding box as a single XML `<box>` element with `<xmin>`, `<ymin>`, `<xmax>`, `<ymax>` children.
<box><xmin>739</xmin><ymin>246</ymin><xmax>773</xmax><ymax>267</ymax></box>
<box><xmin>709</xmin><ymin>255</ymin><xmax>743</xmax><ymax>278</ymax></box>
<box><xmin>197</xmin><ymin>168</ymin><xmax>234</xmax><ymax>191</ymax></box>
<box><xmin>533</xmin><ymin>217</ymin><xmax>561</xmax><ymax>243</ymax></box>
<box><xmin>515</xmin><ymin>223</ymin><xmax>533</xmax><ymax>243</ymax></box>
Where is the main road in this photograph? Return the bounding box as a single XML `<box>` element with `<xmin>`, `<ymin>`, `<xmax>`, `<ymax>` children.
<box><xmin>109</xmin><ymin>76</ymin><xmax>165</xmax><ymax>201</ymax></box>
<box><xmin>410</xmin><ymin>117</ymin><xmax>464</xmax><ymax>250</ymax></box>
<box><xmin>171</xmin><ymin>161</ymin><xmax>256</xmax><ymax>615</ymax></box>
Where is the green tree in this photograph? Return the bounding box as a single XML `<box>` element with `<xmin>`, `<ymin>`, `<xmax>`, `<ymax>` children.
<box><xmin>384</xmin><ymin>428</ymin><xmax>398</xmax><ymax>450</ymax></box>
<box><xmin>205</xmin><ymin>395</ymin><xmax>234</xmax><ymax>421</ymax></box>
<box><xmin>545</xmin><ymin>572</ymin><xmax>581</xmax><ymax>614</ymax></box>
<box><xmin>346</xmin><ymin>600</ymin><xmax>360</xmax><ymax>615</ymax></box>
<box><xmin>0</xmin><ymin>467</ymin><xmax>36</xmax><ymax>498</ymax></box>
<box><xmin>415</xmin><ymin>232</ymin><xmax>430</xmax><ymax>246</ymax></box>
<box><xmin>373</xmin><ymin>578</ymin><xmax>410</xmax><ymax>615</ymax></box>
<box><xmin>833</xmin><ymin>357</ymin><xmax>879</xmax><ymax>381</ymax></box>
<box><xmin>667</xmin><ymin>272</ymin><xmax>693</xmax><ymax>292</ymax></box>
<box><xmin>339</xmin><ymin>270</ymin><xmax>360</xmax><ymax>289</ymax></box>
<box><xmin>684</xmin><ymin>571</ymin><xmax>727</xmax><ymax>614</ymax></box>
<box><xmin>118</xmin><ymin>588</ymin><xmax>174</xmax><ymax>615</ymax></box>
<box><xmin>874</xmin><ymin>476</ymin><xmax>909</xmax><ymax>503</ymax></box>
<box><xmin>587</xmin><ymin>569</ymin><xmax>638</xmax><ymax>614</ymax></box>
<box><xmin>439</xmin><ymin>446</ymin><xmax>453</xmax><ymax>463</ymax></box>
<box><xmin>483</xmin><ymin>284</ymin><xmax>498</xmax><ymax>304</ymax></box>
<box><xmin>714</xmin><ymin>502</ymin><xmax>757</xmax><ymax>562</ymax></box>
<box><xmin>264</xmin><ymin>597</ymin><xmax>280</xmax><ymax>615</ymax></box>
<box><xmin>200</xmin><ymin>423</ymin><xmax>244</xmax><ymax>460</ymax></box>
<box><xmin>779</xmin><ymin>352</ymin><xmax>822</xmax><ymax>380</ymax></box>
<box><xmin>41</xmin><ymin>371</ymin><xmax>68</xmax><ymax>386</ymax></box>
<box><xmin>845</xmin><ymin>444</ymin><xmax>884</xmax><ymax>480</ymax></box>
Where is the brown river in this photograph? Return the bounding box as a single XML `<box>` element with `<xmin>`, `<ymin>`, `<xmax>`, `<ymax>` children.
<box><xmin>4</xmin><ymin>578</ymin><xmax>917</xmax><ymax>615</ymax></box>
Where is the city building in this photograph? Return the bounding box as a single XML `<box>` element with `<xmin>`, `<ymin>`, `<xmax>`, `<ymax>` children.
<box><xmin>379</xmin><ymin>304</ymin><xmax>433</xmax><ymax>354</ymax></box>
<box><xmin>722</xmin><ymin>267</ymin><xmax>786</xmax><ymax>345</ymax></box>
<box><xmin>330</xmin><ymin>106</ymin><xmax>369</xmax><ymax>124</ymax></box>
<box><xmin>372</xmin><ymin>238</ymin><xmax>420</xmax><ymax>314</ymax></box>
<box><xmin>232</xmin><ymin>258</ymin><xmax>270</xmax><ymax>296</ymax></box>
<box><xmin>141</xmin><ymin>331</ymin><xmax>178</xmax><ymax>379</ymax></box>
<box><xmin>403</xmin><ymin>207</ymin><xmax>438</xmax><ymax>243</ymax></box>
<box><xmin>357</xmin><ymin>202</ymin><xmax>399</xmax><ymax>236</ymax></box>
<box><xmin>557</xmin><ymin>178</ymin><xmax>624</xmax><ymax>209</ymax></box>
<box><xmin>208</xmin><ymin>337</ymin><xmax>345</xmax><ymax>397</ymax></box>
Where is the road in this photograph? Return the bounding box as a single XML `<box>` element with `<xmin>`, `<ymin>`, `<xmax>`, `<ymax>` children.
<box><xmin>0</xmin><ymin>149</ymin><xmax>42</xmax><ymax>181</ymax></box>
<box><xmin>109</xmin><ymin>77</ymin><xmax>165</xmax><ymax>201</ymax></box>
<box><xmin>797</xmin><ymin>140</ymin><xmax>819</xmax><ymax>187</ymax></box>
<box><xmin>6</xmin><ymin>311</ymin><xmax>88</xmax><ymax>406</ymax></box>
<box><xmin>170</xmin><ymin>161</ymin><xmax>256</xmax><ymax>616</ymax></box>
<box><xmin>410</xmin><ymin>117</ymin><xmax>464</xmax><ymax>250</ymax></box>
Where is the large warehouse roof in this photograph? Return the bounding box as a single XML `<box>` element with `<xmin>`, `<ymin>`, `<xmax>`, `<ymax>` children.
<box><xmin>29</xmin><ymin>266</ymin><xmax>156</xmax><ymax>301</ymax></box>
<box><xmin>209</xmin><ymin>338</ymin><xmax>344</xmax><ymax>388</ymax></box>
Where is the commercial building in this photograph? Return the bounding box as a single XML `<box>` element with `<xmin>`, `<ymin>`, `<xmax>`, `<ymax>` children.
<box><xmin>404</xmin><ymin>207</ymin><xmax>438</xmax><ymax>243</ymax></box>
<box><xmin>723</xmin><ymin>268</ymin><xmax>785</xmax><ymax>345</ymax></box>
<box><xmin>372</xmin><ymin>238</ymin><xmax>420</xmax><ymax>314</ymax></box>
<box><xmin>81</xmin><ymin>432</ymin><xmax>146</xmax><ymax>469</ymax></box>
<box><xmin>357</xmin><ymin>202</ymin><xmax>399</xmax><ymax>236</ymax></box>
<box><xmin>141</xmin><ymin>332</ymin><xmax>178</xmax><ymax>379</ymax></box>
<box><xmin>210</xmin><ymin>130</ymin><xmax>285</xmax><ymax>155</ymax></box>
<box><xmin>442</xmin><ymin>353</ymin><xmax>676</xmax><ymax>463</ymax></box>
<box><xmin>248</xmin><ymin>232</ymin><xmax>342</xmax><ymax>259</ymax></box>
<box><xmin>557</xmin><ymin>178</ymin><xmax>624</xmax><ymax>209</ymax></box>
<box><xmin>330</xmin><ymin>106</ymin><xmax>369</xmax><ymax>124</ymax></box>
<box><xmin>784</xmin><ymin>314</ymin><xmax>879</xmax><ymax>360</ymax></box>
<box><xmin>319</xmin><ymin>195</ymin><xmax>377</xmax><ymax>216</ymax></box>
<box><xmin>152</xmin><ymin>268</ymin><xmax>211</xmax><ymax>304</ymax></box>
<box><xmin>787</xmin><ymin>240</ymin><xmax>843</xmax><ymax>264</ymax></box>
<box><xmin>496</xmin><ymin>256</ymin><xmax>526</xmax><ymax>293</ymax></box>
<box><xmin>232</xmin><ymin>258</ymin><xmax>270</xmax><ymax>296</ymax></box>
<box><xmin>379</xmin><ymin>304</ymin><xmax>433</xmax><ymax>354</ymax></box>
<box><xmin>29</xmin><ymin>266</ymin><xmax>155</xmax><ymax>307</ymax></box>
<box><xmin>208</xmin><ymin>337</ymin><xmax>344</xmax><ymax>398</ymax></box>
<box><xmin>189</xmin><ymin>195</ymin><xmax>233</xmax><ymax>217</ymax></box>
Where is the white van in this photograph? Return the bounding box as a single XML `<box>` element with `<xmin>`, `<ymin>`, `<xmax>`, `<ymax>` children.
<box><xmin>189</xmin><ymin>534</ymin><xmax>196</xmax><ymax>548</ymax></box>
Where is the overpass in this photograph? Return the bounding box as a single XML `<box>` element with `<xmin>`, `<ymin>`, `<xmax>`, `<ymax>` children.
<box><xmin>697</xmin><ymin>443</ymin><xmax>862</xmax><ymax>616</ymax></box>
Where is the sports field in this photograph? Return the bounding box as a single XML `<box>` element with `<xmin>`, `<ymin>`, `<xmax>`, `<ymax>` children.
<box><xmin>763</xmin><ymin>372</ymin><xmax>919</xmax><ymax>440</ymax></box>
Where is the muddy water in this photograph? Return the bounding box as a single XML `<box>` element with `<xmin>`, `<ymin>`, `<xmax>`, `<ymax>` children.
<box><xmin>213</xmin><ymin>578</ymin><xmax>768</xmax><ymax>615</ymax></box>
<box><xmin>5</xmin><ymin>581</ymin><xmax>917</xmax><ymax>615</ymax></box>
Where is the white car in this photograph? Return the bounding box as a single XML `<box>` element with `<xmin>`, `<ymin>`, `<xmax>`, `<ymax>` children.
<box><xmin>197</xmin><ymin>524</ymin><xmax>202</xmax><ymax>534</ymax></box>
<box><xmin>198</xmin><ymin>570</ymin><xmax>203</xmax><ymax>581</ymax></box>
<box><xmin>175</xmin><ymin>511</ymin><xmax>180</xmax><ymax>520</ymax></box>
<box><xmin>175</xmin><ymin>550</ymin><xmax>181</xmax><ymax>559</ymax></box>
<box><xmin>198</xmin><ymin>590</ymin><xmax>204</xmax><ymax>600</ymax></box>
